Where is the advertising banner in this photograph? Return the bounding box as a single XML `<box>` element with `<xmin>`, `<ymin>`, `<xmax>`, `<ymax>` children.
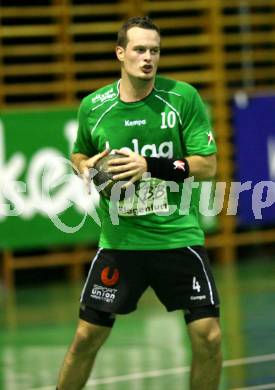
<box><xmin>233</xmin><ymin>93</ymin><xmax>275</xmax><ymax>225</ymax></box>
<box><xmin>0</xmin><ymin>108</ymin><xmax>100</xmax><ymax>250</ymax></box>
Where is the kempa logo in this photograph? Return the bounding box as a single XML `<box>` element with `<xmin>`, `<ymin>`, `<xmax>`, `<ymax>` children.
<box><xmin>190</xmin><ymin>295</ymin><xmax>206</xmax><ymax>301</ymax></box>
<box><xmin>125</xmin><ymin>119</ymin><xmax>147</xmax><ymax>127</ymax></box>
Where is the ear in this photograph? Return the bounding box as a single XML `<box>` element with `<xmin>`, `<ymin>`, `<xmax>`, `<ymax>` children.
<box><xmin>116</xmin><ymin>46</ymin><xmax>125</xmax><ymax>62</ymax></box>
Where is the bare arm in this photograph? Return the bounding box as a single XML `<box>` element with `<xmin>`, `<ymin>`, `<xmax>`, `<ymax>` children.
<box><xmin>185</xmin><ymin>154</ymin><xmax>216</xmax><ymax>180</ymax></box>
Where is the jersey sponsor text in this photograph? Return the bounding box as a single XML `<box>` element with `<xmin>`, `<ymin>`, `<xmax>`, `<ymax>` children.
<box><xmin>124</xmin><ymin>119</ymin><xmax>146</xmax><ymax>127</ymax></box>
<box><xmin>92</xmin><ymin>89</ymin><xmax>116</xmax><ymax>104</ymax></box>
<box><xmin>105</xmin><ymin>138</ymin><xmax>173</xmax><ymax>158</ymax></box>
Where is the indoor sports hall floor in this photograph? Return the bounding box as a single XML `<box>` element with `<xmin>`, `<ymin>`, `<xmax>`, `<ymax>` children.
<box><xmin>1</xmin><ymin>254</ymin><xmax>275</xmax><ymax>390</ymax></box>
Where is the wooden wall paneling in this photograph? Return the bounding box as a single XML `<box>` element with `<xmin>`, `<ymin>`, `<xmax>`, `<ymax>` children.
<box><xmin>54</xmin><ymin>0</ymin><xmax>76</xmax><ymax>104</ymax></box>
<box><xmin>207</xmin><ymin>0</ymin><xmax>237</xmax><ymax>262</ymax></box>
<box><xmin>0</xmin><ymin>11</ymin><xmax>4</xmax><ymax>107</ymax></box>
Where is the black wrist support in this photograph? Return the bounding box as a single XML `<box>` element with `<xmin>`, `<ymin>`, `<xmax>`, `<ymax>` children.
<box><xmin>145</xmin><ymin>157</ymin><xmax>190</xmax><ymax>182</ymax></box>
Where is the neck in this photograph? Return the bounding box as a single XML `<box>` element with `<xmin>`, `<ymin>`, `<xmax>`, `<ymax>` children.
<box><xmin>119</xmin><ymin>73</ymin><xmax>155</xmax><ymax>102</ymax></box>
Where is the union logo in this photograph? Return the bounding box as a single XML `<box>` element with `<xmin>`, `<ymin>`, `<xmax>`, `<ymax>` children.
<box><xmin>101</xmin><ymin>267</ymin><xmax>120</xmax><ymax>287</ymax></box>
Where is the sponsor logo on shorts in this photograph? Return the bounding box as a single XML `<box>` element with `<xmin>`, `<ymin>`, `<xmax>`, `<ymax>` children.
<box><xmin>90</xmin><ymin>284</ymin><xmax>117</xmax><ymax>304</ymax></box>
<box><xmin>101</xmin><ymin>267</ymin><xmax>120</xmax><ymax>287</ymax></box>
<box><xmin>190</xmin><ymin>295</ymin><xmax>206</xmax><ymax>301</ymax></box>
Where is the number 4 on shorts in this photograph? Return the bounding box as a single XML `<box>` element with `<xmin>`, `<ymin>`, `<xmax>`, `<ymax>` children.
<box><xmin>192</xmin><ymin>277</ymin><xmax>201</xmax><ymax>292</ymax></box>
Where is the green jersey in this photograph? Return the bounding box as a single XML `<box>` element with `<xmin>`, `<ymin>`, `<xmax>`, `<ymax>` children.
<box><xmin>73</xmin><ymin>75</ymin><xmax>217</xmax><ymax>250</ymax></box>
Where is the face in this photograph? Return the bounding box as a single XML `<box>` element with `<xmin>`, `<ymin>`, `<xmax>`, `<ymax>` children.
<box><xmin>116</xmin><ymin>27</ymin><xmax>160</xmax><ymax>81</ymax></box>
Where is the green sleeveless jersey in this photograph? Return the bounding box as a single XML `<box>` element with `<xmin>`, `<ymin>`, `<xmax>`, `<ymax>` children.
<box><xmin>73</xmin><ymin>75</ymin><xmax>217</xmax><ymax>249</ymax></box>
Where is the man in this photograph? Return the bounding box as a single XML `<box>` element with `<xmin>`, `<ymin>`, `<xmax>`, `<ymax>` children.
<box><xmin>57</xmin><ymin>16</ymin><xmax>222</xmax><ymax>390</ymax></box>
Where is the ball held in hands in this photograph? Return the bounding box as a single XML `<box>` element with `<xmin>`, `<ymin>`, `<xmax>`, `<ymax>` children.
<box><xmin>93</xmin><ymin>153</ymin><xmax>130</xmax><ymax>199</ymax></box>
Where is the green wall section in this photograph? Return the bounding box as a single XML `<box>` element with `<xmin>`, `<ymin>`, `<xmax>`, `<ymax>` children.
<box><xmin>0</xmin><ymin>108</ymin><xmax>100</xmax><ymax>249</ymax></box>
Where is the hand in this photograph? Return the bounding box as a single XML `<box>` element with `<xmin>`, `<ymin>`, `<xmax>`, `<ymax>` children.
<box><xmin>79</xmin><ymin>149</ymin><xmax>109</xmax><ymax>194</ymax></box>
<box><xmin>107</xmin><ymin>149</ymin><xmax>148</xmax><ymax>188</ymax></box>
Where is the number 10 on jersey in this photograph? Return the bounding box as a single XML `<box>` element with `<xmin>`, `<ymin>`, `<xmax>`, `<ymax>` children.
<box><xmin>160</xmin><ymin>111</ymin><xmax>176</xmax><ymax>129</ymax></box>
